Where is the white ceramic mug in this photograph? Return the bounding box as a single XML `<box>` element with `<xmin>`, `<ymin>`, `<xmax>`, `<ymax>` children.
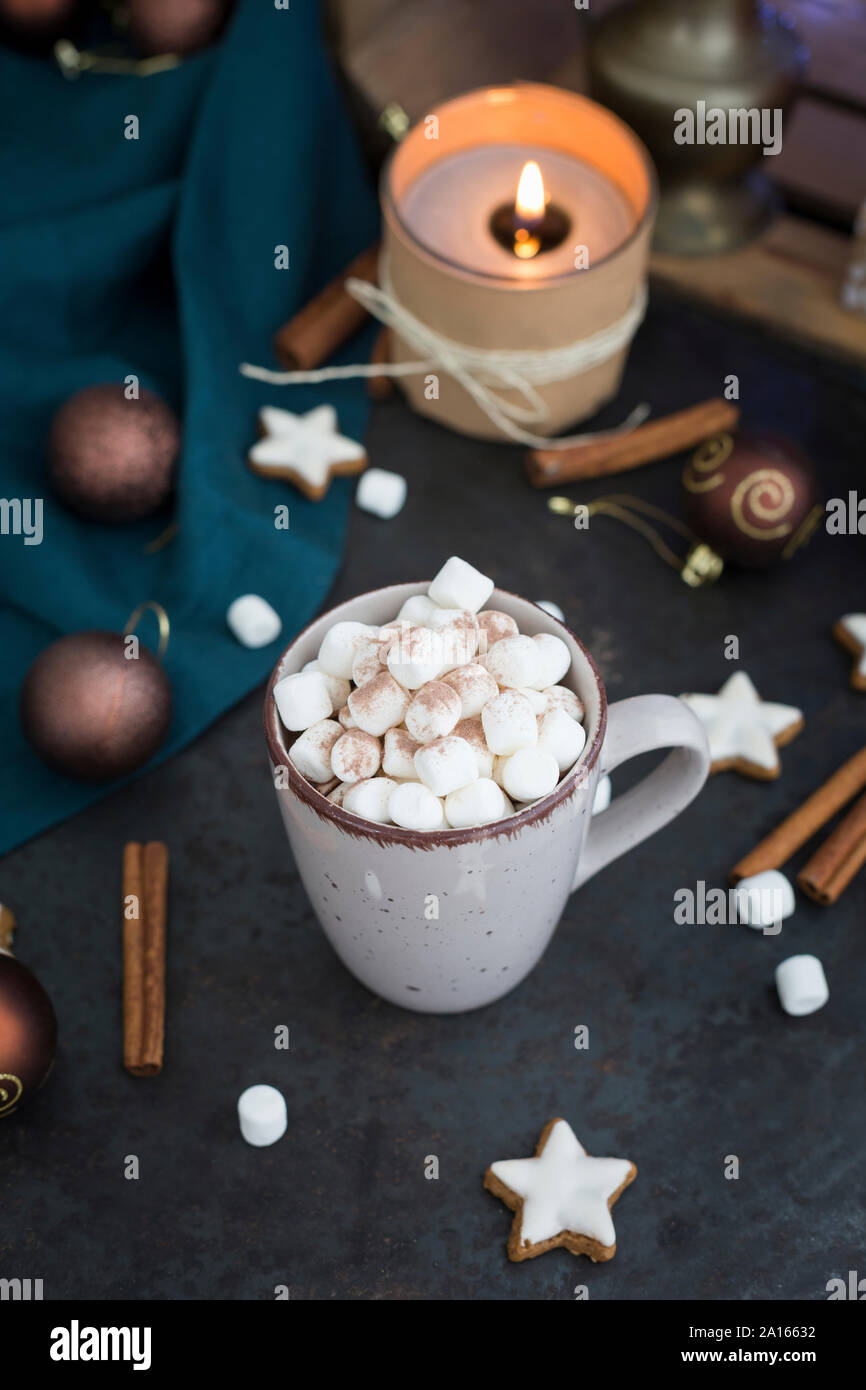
<box><xmin>264</xmin><ymin>583</ymin><xmax>709</xmax><ymax>1014</ymax></box>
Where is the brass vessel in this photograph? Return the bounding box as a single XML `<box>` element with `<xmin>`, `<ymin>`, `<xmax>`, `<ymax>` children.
<box><xmin>588</xmin><ymin>0</ymin><xmax>807</xmax><ymax>255</ymax></box>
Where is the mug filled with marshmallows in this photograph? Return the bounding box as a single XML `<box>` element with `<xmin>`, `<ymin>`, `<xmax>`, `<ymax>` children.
<box><xmin>264</xmin><ymin>558</ymin><xmax>710</xmax><ymax>1013</ymax></box>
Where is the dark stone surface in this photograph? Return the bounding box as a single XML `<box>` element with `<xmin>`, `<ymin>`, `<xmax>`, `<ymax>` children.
<box><xmin>2</xmin><ymin>293</ymin><xmax>865</xmax><ymax>1301</ymax></box>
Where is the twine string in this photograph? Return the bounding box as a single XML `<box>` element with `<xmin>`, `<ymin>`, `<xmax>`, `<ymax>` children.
<box><xmin>239</xmin><ymin>263</ymin><xmax>650</xmax><ymax>450</ymax></box>
<box><xmin>123</xmin><ymin>602</ymin><xmax>170</xmax><ymax>661</ymax></box>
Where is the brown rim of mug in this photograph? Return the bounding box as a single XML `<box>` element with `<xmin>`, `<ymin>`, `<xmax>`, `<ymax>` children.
<box><xmin>263</xmin><ymin>583</ymin><xmax>608</xmax><ymax>848</ymax></box>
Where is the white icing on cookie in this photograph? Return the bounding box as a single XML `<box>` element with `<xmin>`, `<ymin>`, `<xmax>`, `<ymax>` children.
<box><xmin>837</xmin><ymin>614</ymin><xmax>866</xmax><ymax>680</ymax></box>
<box><xmin>250</xmin><ymin>404</ymin><xmax>365</xmax><ymax>492</ymax></box>
<box><xmin>489</xmin><ymin>1118</ymin><xmax>633</xmax><ymax>1250</ymax></box>
<box><xmin>680</xmin><ymin>670</ymin><xmax>802</xmax><ymax>773</ymax></box>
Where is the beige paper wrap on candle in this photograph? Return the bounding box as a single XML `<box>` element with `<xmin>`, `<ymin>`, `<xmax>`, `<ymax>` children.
<box><xmin>380</xmin><ymin>84</ymin><xmax>656</xmax><ymax>442</ymax></box>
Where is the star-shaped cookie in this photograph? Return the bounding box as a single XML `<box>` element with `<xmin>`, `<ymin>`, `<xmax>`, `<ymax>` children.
<box><xmin>680</xmin><ymin>670</ymin><xmax>803</xmax><ymax>780</ymax></box>
<box><xmin>484</xmin><ymin>1118</ymin><xmax>636</xmax><ymax>1263</ymax></box>
<box><xmin>833</xmin><ymin>614</ymin><xmax>866</xmax><ymax>691</ymax></box>
<box><xmin>248</xmin><ymin>404</ymin><xmax>367</xmax><ymax>500</ymax></box>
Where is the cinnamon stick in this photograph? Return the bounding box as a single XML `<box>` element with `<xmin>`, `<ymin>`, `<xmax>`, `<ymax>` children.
<box><xmin>526</xmin><ymin>398</ymin><xmax>740</xmax><ymax>487</ymax></box>
<box><xmin>272</xmin><ymin>243</ymin><xmax>379</xmax><ymax>371</ymax></box>
<box><xmin>797</xmin><ymin>790</ymin><xmax>866</xmax><ymax>904</ymax></box>
<box><xmin>367</xmin><ymin>326</ymin><xmax>394</xmax><ymax>401</ymax></box>
<box><xmin>122</xmin><ymin>841</ymin><xmax>168</xmax><ymax>1077</ymax></box>
<box><xmin>730</xmin><ymin>746</ymin><xmax>866</xmax><ymax>884</ymax></box>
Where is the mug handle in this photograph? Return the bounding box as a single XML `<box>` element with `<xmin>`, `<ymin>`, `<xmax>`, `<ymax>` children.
<box><xmin>572</xmin><ymin>695</ymin><xmax>710</xmax><ymax>891</ymax></box>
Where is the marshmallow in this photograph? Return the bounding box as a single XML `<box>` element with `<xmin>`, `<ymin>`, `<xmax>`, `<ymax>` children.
<box><xmin>382</xmin><ymin>727</ymin><xmax>422</xmax><ymax>779</ymax></box>
<box><xmin>356</xmin><ymin>467</ymin><xmax>407</xmax><ymax>519</ymax></box>
<box><xmin>318</xmin><ymin>621</ymin><xmax>377</xmax><ymax>679</ymax></box>
<box><xmin>518</xmin><ymin>686</ymin><xmax>548</xmax><ymax>715</ymax></box>
<box><xmin>389</xmin><ymin>781</ymin><xmax>447</xmax><ymax>831</ymax></box>
<box><xmin>405</xmin><ymin>680</ymin><xmax>462</xmax><ymax>744</ymax></box>
<box><xmin>289</xmin><ymin>719</ymin><xmax>343</xmax><ymax>782</ymax></box>
<box><xmin>441</xmin><ymin>662</ymin><xmax>498</xmax><ymax>718</ymax></box>
<box><xmin>302</xmin><ymin>660</ymin><xmax>351</xmax><ymax>711</ymax></box>
<box><xmin>274</xmin><ymin>670</ymin><xmax>333</xmax><ymax>732</ymax></box>
<box><xmin>227</xmin><ymin>594</ymin><xmax>282</xmax><ymax>649</ymax></box>
<box><xmin>328</xmin><ymin>782</ymin><xmax>348</xmax><ymax>806</ymax></box>
<box><xmin>544</xmin><ymin>685</ymin><xmax>585</xmax><ymax>722</ymax></box>
<box><xmin>337</xmin><ymin>704</ymin><xmax>356</xmax><ymax>729</ymax></box>
<box><xmin>535</xmin><ymin>600</ymin><xmax>564</xmax><ymax>622</ymax></box>
<box><xmin>387</xmin><ymin>625</ymin><xmax>448</xmax><ymax>689</ymax></box>
<box><xmin>484</xmin><ymin>635</ymin><xmax>543</xmax><ymax>689</ymax></box>
<box><xmin>482</xmin><ymin>690</ymin><xmax>538</xmax><ymax>756</ymax></box>
<box><xmin>396</xmin><ymin>594</ymin><xmax>438</xmax><ymax>626</ymax></box>
<box><xmin>775</xmin><ymin>954</ymin><xmax>828</xmax><ymax>1017</ymax></box>
<box><xmin>238</xmin><ymin>1084</ymin><xmax>287</xmax><ymax>1147</ymax></box>
<box><xmin>342</xmin><ymin>776</ymin><xmax>398</xmax><ymax>824</ymax></box>
<box><xmin>348</xmin><ymin>671</ymin><xmax>410</xmax><ymax>736</ymax></box>
<box><xmin>477</xmin><ymin>609</ymin><xmax>519</xmax><ymax>649</ymax></box>
<box><xmin>428</xmin><ymin>556</ymin><xmax>493</xmax><ymax>613</ymax></box>
<box><xmin>538</xmin><ymin>708</ymin><xmax>586</xmax><ymax>773</ymax></box>
<box><xmin>427</xmin><ymin>608</ymin><xmax>479</xmax><ymax>668</ymax></box>
<box><xmin>529</xmin><ymin>633</ymin><xmax>571</xmax><ymax>690</ymax></box>
<box><xmin>453</xmin><ymin>718</ymin><xmax>495</xmax><ymax>778</ymax></box>
<box><xmin>444</xmin><ymin>778</ymin><xmax>510</xmax><ymax>828</ymax></box>
<box><xmin>352</xmin><ymin>638</ymin><xmax>387</xmax><ymax>687</ymax></box>
<box><xmin>592</xmin><ymin>775</ymin><xmax>612</xmax><ymax>815</ymax></box>
<box><xmin>414</xmin><ymin>735</ymin><xmax>478</xmax><ymax>797</ymax></box>
<box><xmin>331</xmin><ymin>728</ymin><xmax>382</xmax><ymax>784</ymax></box>
<box><xmin>499</xmin><ymin>747</ymin><xmax>560</xmax><ymax>803</ymax></box>
<box><xmin>734</xmin><ymin>870</ymin><xmax>795</xmax><ymax>930</ymax></box>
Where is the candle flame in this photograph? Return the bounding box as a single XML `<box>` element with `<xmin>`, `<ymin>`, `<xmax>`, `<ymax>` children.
<box><xmin>515</xmin><ymin>161</ymin><xmax>546</xmax><ymax>224</ymax></box>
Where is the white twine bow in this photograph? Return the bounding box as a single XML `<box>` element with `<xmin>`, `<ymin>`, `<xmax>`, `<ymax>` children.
<box><xmin>239</xmin><ymin>263</ymin><xmax>650</xmax><ymax>449</ymax></box>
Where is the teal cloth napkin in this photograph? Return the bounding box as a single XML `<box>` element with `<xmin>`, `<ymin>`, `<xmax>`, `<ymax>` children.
<box><xmin>0</xmin><ymin>0</ymin><xmax>379</xmax><ymax>855</ymax></box>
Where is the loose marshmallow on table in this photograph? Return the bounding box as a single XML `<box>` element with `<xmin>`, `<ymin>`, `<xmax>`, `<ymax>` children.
<box><xmin>318</xmin><ymin>620</ymin><xmax>377</xmax><ymax>679</ymax></box>
<box><xmin>331</xmin><ymin>728</ymin><xmax>382</xmax><ymax>784</ymax></box>
<box><xmin>406</xmin><ymin>681</ymin><xmax>462</xmax><ymax>744</ymax></box>
<box><xmin>454</xmin><ymin>718</ymin><xmax>495</xmax><ymax>777</ymax></box>
<box><xmin>238</xmin><ymin>1084</ymin><xmax>287</xmax><ymax>1147</ymax></box>
<box><xmin>227</xmin><ymin>594</ymin><xmax>282</xmax><ymax>649</ymax></box>
<box><xmin>500</xmin><ymin>747</ymin><xmax>560</xmax><ymax>803</ymax></box>
<box><xmin>477</xmin><ymin>610</ymin><xmax>519</xmax><ymax>648</ymax></box>
<box><xmin>389</xmin><ymin>780</ymin><xmax>447</xmax><ymax>831</ymax></box>
<box><xmin>414</xmin><ymin>735</ymin><xmax>478</xmax><ymax>797</ymax></box>
<box><xmin>484</xmin><ymin>635</ymin><xmax>543</xmax><ymax>690</ymax></box>
<box><xmin>428</xmin><ymin>556</ymin><xmax>494</xmax><ymax>613</ymax></box>
<box><xmin>274</xmin><ymin>669</ymin><xmax>333</xmax><ymax>731</ymax></box>
<box><xmin>441</xmin><ymin>662</ymin><xmax>498</xmax><ymax>718</ymax></box>
<box><xmin>445</xmin><ymin>778</ymin><xmax>511</xmax><ymax>828</ymax></box>
<box><xmin>535</xmin><ymin>600</ymin><xmax>564</xmax><ymax>622</ymax></box>
<box><xmin>289</xmin><ymin>719</ymin><xmax>343</xmax><ymax>782</ymax></box>
<box><xmin>387</xmin><ymin>625</ymin><xmax>448</xmax><ymax>689</ymax></box>
<box><xmin>356</xmin><ymin>467</ymin><xmax>407</xmax><ymax>519</ymax></box>
<box><xmin>302</xmin><ymin>660</ymin><xmax>351</xmax><ymax>710</ymax></box>
<box><xmin>592</xmin><ymin>775</ymin><xmax>612</xmax><ymax>815</ymax></box>
<box><xmin>348</xmin><ymin>671</ymin><xmax>410</xmax><ymax>736</ymax></box>
<box><xmin>382</xmin><ymin>726</ymin><xmax>421</xmax><ymax>779</ymax></box>
<box><xmin>482</xmin><ymin>690</ymin><xmax>538</xmax><ymax>756</ymax></box>
<box><xmin>529</xmin><ymin>633</ymin><xmax>571</xmax><ymax>690</ymax></box>
<box><xmin>397</xmin><ymin>594</ymin><xmax>438</xmax><ymax>626</ymax></box>
<box><xmin>775</xmin><ymin>954</ymin><xmax>828</xmax><ymax>1017</ymax></box>
<box><xmin>734</xmin><ymin>870</ymin><xmax>795</xmax><ymax>930</ymax></box>
<box><xmin>342</xmin><ymin>776</ymin><xmax>398</xmax><ymax>823</ymax></box>
<box><xmin>538</xmin><ymin>708</ymin><xmax>586</xmax><ymax>773</ymax></box>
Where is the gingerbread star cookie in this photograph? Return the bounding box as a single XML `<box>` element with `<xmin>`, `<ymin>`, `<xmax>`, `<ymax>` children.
<box><xmin>248</xmin><ymin>404</ymin><xmax>367</xmax><ymax>500</ymax></box>
<box><xmin>484</xmin><ymin>1118</ymin><xmax>636</xmax><ymax>1263</ymax></box>
<box><xmin>833</xmin><ymin>614</ymin><xmax>866</xmax><ymax>691</ymax></box>
<box><xmin>680</xmin><ymin>670</ymin><xmax>803</xmax><ymax>780</ymax></box>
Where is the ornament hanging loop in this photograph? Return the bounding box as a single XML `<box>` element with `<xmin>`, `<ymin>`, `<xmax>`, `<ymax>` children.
<box><xmin>123</xmin><ymin>602</ymin><xmax>170</xmax><ymax>661</ymax></box>
<box><xmin>548</xmin><ymin>493</ymin><xmax>724</xmax><ymax>587</ymax></box>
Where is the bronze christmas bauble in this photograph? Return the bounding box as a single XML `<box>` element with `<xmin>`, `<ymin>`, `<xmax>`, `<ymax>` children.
<box><xmin>20</xmin><ymin>631</ymin><xmax>172</xmax><ymax>781</ymax></box>
<box><xmin>48</xmin><ymin>383</ymin><xmax>179</xmax><ymax>524</ymax></box>
<box><xmin>0</xmin><ymin>0</ymin><xmax>79</xmax><ymax>46</ymax></box>
<box><xmin>126</xmin><ymin>0</ymin><xmax>230</xmax><ymax>56</ymax></box>
<box><xmin>0</xmin><ymin>952</ymin><xmax>57</xmax><ymax>1117</ymax></box>
<box><xmin>682</xmin><ymin>432</ymin><xmax>820</xmax><ymax>568</ymax></box>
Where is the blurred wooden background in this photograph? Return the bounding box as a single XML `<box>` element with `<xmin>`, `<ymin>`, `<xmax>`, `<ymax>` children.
<box><xmin>325</xmin><ymin>0</ymin><xmax>866</xmax><ymax>367</ymax></box>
